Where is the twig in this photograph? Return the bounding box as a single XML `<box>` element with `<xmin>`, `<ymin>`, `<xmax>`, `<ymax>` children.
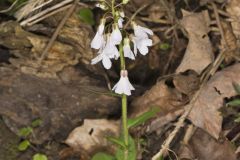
<box><xmin>124</xmin><ymin>3</ymin><xmax>151</xmax><ymax>29</ymax></box>
<box><xmin>0</xmin><ymin>0</ymin><xmax>19</xmax><ymax>13</ymax></box>
<box><xmin>140</xmin><ymin>17</ymin><xmax>171</xmax><ymax>24</ymax></box>
<box><xmin>38</xmin><ymin>0</ymin><xmax>79</xmax><ymax>65</ymax></box>
<box><xmin>31</xmin><ymin>0</ymin><xmax>54</xmax><ymax>12</ymax></box>
<box><xmin>27</xmin><ymin>4</ymin><xmax>72</xmax><ymax>26</ymax></box>
<box><xmin>20</xmin><ymin>0</ymin><xmax>74</xmax><ymax>26</ymax></box>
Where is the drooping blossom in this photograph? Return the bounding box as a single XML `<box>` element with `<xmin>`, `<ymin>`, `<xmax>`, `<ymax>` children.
<box><xmin>132</xmin><ymin>22</ymin><xmax>153</xmax><ymax>55</ymax></box>
<box><xmin>91</xmin><ymin>35</ymin><xmax>120</xmax><ymax>69</ymax></box>
<box><xmin>110</xmin><ymin>24</ymin><xmax>122</xmax><ymax>45</ymax></box>
<box><xmin>91</xmin><ymin>19</ymin><xmax>106</xmax><ymax>49</ymax></box>
<box><xmin>112</xmin><ymin>70</ymin><xmax>135</xmax><ymax>95</ymax></box>
<box><xmin>132</xmin><ymin>22</ymin><xmax>153</xmax><ymax>38</ymax></box>
<box><xmin>123</xmin><ymin>37</ymin><xmax>135</xmax><ymax>60</ymax></box>
<box><xmin>132</xmin><ymin>36</ymin><xmax>153</xmax><ymax>56</ymax></box>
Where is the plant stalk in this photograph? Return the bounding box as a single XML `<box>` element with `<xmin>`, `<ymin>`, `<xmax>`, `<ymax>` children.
<box><xmin>112</xmin><ymin>0</ymin><xmax>129</xmax><ymax>158</ymax></box>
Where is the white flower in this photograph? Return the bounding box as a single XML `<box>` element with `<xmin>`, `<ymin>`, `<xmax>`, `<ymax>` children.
<box><xmin>91</xmin><ymin>53</ymin><xmax>112</xmax><ymax>69</ymax></box>
<box><xmin>91</xmin><ymin>19</ymin><xmax>105</xmax><ymax>49</ymax></box>
<box><xmin>123</xmin><ymin>38</ymin><xmax>135</xmax><ymax>60</ymax></box>
<box><xmin>132</xmin><ymin>36</ymin><xmax>152</xmax><ymax>55</ymax></box>
<box><xmin>110</xmin><ymin>24</ymin><xmax>122</xmax><ymax>45</ymax></box>
<box><xmin>112</xmin><ymin>70</ymin><xmax>135</xmax><ymax>96</ymax></box>
<box><xmin>118</xmin><ymin>17</ymin><xmax>124</xmax><ymax>29</ymax></box>
<box><xmin>103</xmin><ymin>35</ymin><xmax>120</xmax><ymax>59</ymax></box>
<box><xmin>132</xmin><ymin>22</ymin><xmax>153</xmax><ymax>39</ymax></box>
<box><xmin>91</xmin><ymin>35</ymin><xmax>119</xmax><ymax>69</ymax></box>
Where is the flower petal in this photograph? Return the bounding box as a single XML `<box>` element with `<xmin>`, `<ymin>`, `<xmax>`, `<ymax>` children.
<box><xmin>110</xmin><ymin>26</ymin><xmax>122</xmax><ymax>45</ymax></box>
<box><xmin>112</xmin><ymin>75</ymin><xmax>134</xmax><ymax>95</ymax></box>
<box><xmin>91</xmin><ymin>32</ymin><xmax>105</xmax><ymax>49</ymax></box>
<box><xmin>91</xmin><ymin>54</ymin><xmax>102</xmax><ymax>64</ymax></box>
<box><xmin>102</xmin><ymin>54</ymin><xmax>112</xmax><ymax>69</ymax></box>
<box><xmin>123</xmin><ymin>44</ymin><xmax>135</xmax><ymax>60</ymax></box>
<box><xmin>118</xmin><ymin>18</ymin><xmax>124</xmax><ymax>28</ymax></box>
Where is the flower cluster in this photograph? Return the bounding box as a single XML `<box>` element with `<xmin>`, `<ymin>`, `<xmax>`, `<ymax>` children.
<box><xmin>90</xmin><ymin>10</ymin><xmax>153</xmax><ymax>95</ymax></box>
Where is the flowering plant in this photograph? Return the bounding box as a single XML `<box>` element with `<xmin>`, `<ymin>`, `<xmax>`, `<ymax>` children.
<box><xmin>90</xmin><ymin>0</ymin><xmax>154</xmax><ymax>159</ymax></box>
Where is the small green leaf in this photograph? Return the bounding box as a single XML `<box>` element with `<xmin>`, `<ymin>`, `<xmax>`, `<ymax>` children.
<box><xmin>78</xmin><ymin>8</ymin><xmax>95</xmax><ymax>25</ymax></box>
<box><xmin>33</xmin><ymin>153</ymin><xmax>48</xmax><ymax>160</ymax></box>
<box><xmin>127</xmin><ymin>107</ymin><xmax>160</xmax><ymax>129</ymax></box>
<box><xmin>18</xmin><ymin>140</ymin><xmax>30</xmax><ymax>151</ymax></box>
<box><xmin>159</xmin><ymin>43</ymin><xmax>170</xmax><ymax>50</ymax></box>
<box><xmin>31</xmin><ymin>119</ymin><xmax>43</xmax><ymax>128</ymax></box>
<box><xmin>107</xmin><ymin>137</ymin><xmax>126</xmax><ymax>148</ymax></box>
<box><xmin>115</xmin><ymin>135</ymin><xmax>136</xmax><ymax>160</ymax></box>
<box><xmin>234</xmin><ymin>116</ymin><xmax>240</xmax><ymax>123</ymax></box>
<box><xmin>159</xmin><ymin>156</ymin><xmax>165</xmax><ymax>160</ymax></box>
<box><xmin>18</xmin><ymin>127</ymin><xmax>33</xmax><ymax>137</ymax></box>
<box><xmin>233</xmin><ymin>83</ymin><xmax>240</xmax><ymax>95</ymax></box>
<box><xmin>91</xmin><ymin>152</ymin><xmax>115</xmax><ymax>160</ymax></box>
<box><xmin>227</xmin><ymin>99</ymin><xmax>240</xmax><ymax>107</ymax></box>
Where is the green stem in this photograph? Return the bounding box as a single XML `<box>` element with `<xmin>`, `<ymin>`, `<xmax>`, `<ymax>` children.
<box><xmin>119</xmin><ymin>43</ymin><xmax>128</xmax><ymax>159</ymax></box>
<box><xmin>111</xmin><ymin>0</ymin><xmax>128</xmax><ymax>158</ymax></box>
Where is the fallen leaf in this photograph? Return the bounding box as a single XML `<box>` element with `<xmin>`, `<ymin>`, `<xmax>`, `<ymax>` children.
<box><xmin>226</xmin><ymin>0</ymin><xmax>240</xmax><ymax>38</ymax></box>
<box><xmin>65</xmin><ymin>119</ymin><xmax>119</xmax><ymax>156</ymax></box>
<box><xmin>176</xmin><ymin>10</ymin><xmax>214</xmax><ymax>74</ymax></box>
<box><xmin>179</xmin><ymin>128</ymin><xmax>236</xmax><ymax>160</ymax></box>
<box><xmin>188</xmin><ymin>63</ymin><xmax>240</xmax><ymax>139</ymax></box>
<box><xmin>130</xmin><ymin>79</ymin><xmax>189</xmax><ymax>134</ymax></box>
<box><xmin>130</xmin><ymin>80</ymin><xmax>186</xmax><ymax>119</ymax></box>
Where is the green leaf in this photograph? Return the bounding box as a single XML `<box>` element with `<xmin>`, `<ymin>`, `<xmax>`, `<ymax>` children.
<box><xmin>127</xmin><ymin>107</ymin><xmax>160</xmax><ymax>129</ymax></box>
<box><xmin>159</xmin><ymin>43</ymin><xmax>170</xmax><ymax>50</ymax></box>
<box><xmin>18</xmin><ymin>140</ymin><xmax>30</xmax><ymax>151</ymax></box>
<box><xmin>31</xmin><ymin>119</ymin><xmax>43</xmax><ymax>128</ymax></box>
<box><xmin>107</xmin><ymin>137</ymin><xmax>126</xmax><ymax>148</ymax></box>
<box><xmin>233</xmin><ymin>83</ymin><xmax>240</xmax><ymax>95</ymax></box>
<box><xmin>33</xmin><ymin>153</ymin><xmax>48</xmax><ymax>160</ymax></box>
<box><xmin>18</xmin><ymin>127</ymin><xmax>33</xmax><ymax>137</ymax></box>
<box><xmin>91</xmin><ymin>152</ymin><xmax>115</xmax><ymax>160</ymax></box>
<box><xmin>234</xmin><ymin>116</ymin><xmax>240</xmax><ymax>123</ymax></box>
<box><xmin>115</xmin><ymin>135</ymin><xmax>136</xmax><ymax>160</ymax></box>
<box><xmin>159</xmin><ymin>156</ymin><xmax>165</xmax><ymax>160</ymax></box>
<box><xmin>78</xmin><ymin>8</ymin><xmax>95</xmax><ymax>25</ymax></box>
<box><xmin>227</xmin><ymin>99</ymin><xmax>240</xmax><ymax>107</ymax></box>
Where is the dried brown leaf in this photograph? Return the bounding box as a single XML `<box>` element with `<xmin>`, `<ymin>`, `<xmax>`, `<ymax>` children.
<box><xmin>179</xmin><ymin>129</ymin><xmax>237</xmax><ymax>160</ymax></box>
<box><xmin>226</xmin><ymin>0</ymin><xmax>240</xmax><ymax>38</ymax></box>
<box><xmin>176</xmin><ymin>10</ymin><xmax>214</xmax><ymax>74</ymax></box>
<box><xmin>188</xmin><ymin>63</ymin><xmax>240</xmax><ymax>139</ymax></box>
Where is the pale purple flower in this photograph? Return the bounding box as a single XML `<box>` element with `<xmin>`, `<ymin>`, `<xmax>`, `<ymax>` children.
<box><xmin>123</xmin><ymin>38</ymin><xmax>135</xmax><ymax>60</ymax></box>
<box><xmin>118</xmin><ymin>17</ymin><xmax>124</xmax><ymax>29</ymax></box>
<box><xmin>112</xmin><ymin>70</ymin><xmax>135</xmax><ymax>95</ymax></box>
<box><xmin>110</xmin><ymin>24</ymin><xmax>122</xmax><ymax>45</ymax></box>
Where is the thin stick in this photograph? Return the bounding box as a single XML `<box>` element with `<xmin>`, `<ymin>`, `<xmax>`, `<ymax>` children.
<box><xmin>38</xmin><ymin>0</ymin><xmax>79</xmax><ymax>65</ymax></box>
<box><xmin>31</xmin><ymin>0</ymin><xmax>54</xmax><ymax>11</ymax></box>
<box><xmin>20</xmin><ymin>0</ymin><xmax>74</xmax><ymax>26</ymax></box>
<box><xmin>27</xmin><ymin>4</ymin><xmax>72</xmax><ymax>26</ymax></box>
<box><xmin>0</xmin><ymin>0</ymin><xmax>19</xmax><ymax>13</ymax></box>
<box><xmin>124</xmin><ymin>3</ymin><xmax>150</xmax><ymax>29</ymax></box>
